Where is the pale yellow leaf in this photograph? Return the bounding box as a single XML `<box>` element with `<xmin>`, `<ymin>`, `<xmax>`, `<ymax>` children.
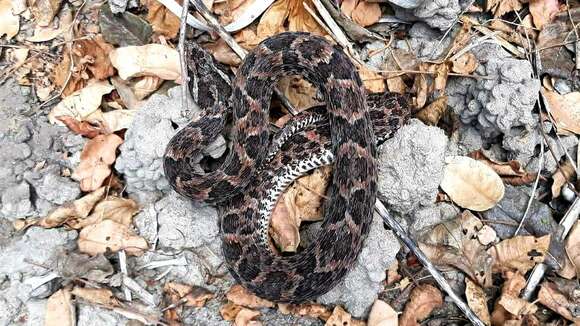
<box><xmin>78</xmin><ymin>219</ymin><xmax>148</xmax><ymax>256</ymax></box>
<box><xmin>48</xmin><ymin>80</ymin><xmax>114</xmax><ymax>125</ymax></box>
<box><xmin>351</xmin><ymin>1</ymin><xmax>381</xmax><ymax>27</ymax></box>
<box><xmin>0</xmin><ymin>0</ymin><xmax>19</xmax><ymax>40</ymax></box>
<box><xmin>368</xmin><ymin>299</ymin><xmax>398</xmax><ymax>326</ymax></box>
<box><xmin>110</xmin><ymin>44</ymin><xmax>181</xmax><ymax>81</ymax></box>
<box><xmin>45</xmin><ymin>289</ymin><xmax>75</xmax><ymax>326</ymax></box>
<box><xmin>542</xmin><ymin>89</ymin><xmax>580</xmax><ymax>135</ymax></box>
<box><xmin>488</xmin><ymin>235</ymin><xmax>550</xmax><ymax>274</ymax></box>
<box><xmin>440</xmin><ymin>156</ymin><xmax>505</xmax><ymax>211</ymax></box>
<box><xmin>465</xmin><ymin>279</ymin><xmax>491</xmax><ymax>326</ymax></box>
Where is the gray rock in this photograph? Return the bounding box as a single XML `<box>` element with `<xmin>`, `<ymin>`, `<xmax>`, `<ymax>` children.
<box><xmin>407</xmin><ymin>22</ymin><xmax>454</xmax><ymax>60</ymax></box>
<box><xmin>1</xmin><ymin>182</ymin><xmax>33</xmax><ymax>219</ymax></box>
<box><xmin>115</xmin><ymin>87</ymin><xmax>220</xmax><ymax>203</ymax></box>
<box><xmin>0</xmin><ymin>227</ymin><xmax>76</xmax><ymax>324</ymax></box>
<box><xmin>447</xmin><ymin>43</ymin><xmax>543</xmax><ymax>164</ymax></box>
<box><xmin>377</xmin><ymin>119</ymin><xmax>449</xmax><ymax>214</ymax></box>
<box><xmin>77</xmin><ymin>304</ymin><xmax>126</xmax><ymax>326</ymax></box>
<box><xmin>35</xmin><ymin>173</ymin><xmax>81</xmax><ymax>205</ymax></box>
<box><xmin>318</xmin><ymin>213</ymin><xmax>400</xmax><ymax>318</ymax></box>
<box><xmin>411</xmin><ymin>202</ymin><xmax>460</xmax><ymax>236</ymax></box>
<box><xmin>392</xmin><ymin>0</ymin><xmax>465</xmax><ymax>30</ymax></box>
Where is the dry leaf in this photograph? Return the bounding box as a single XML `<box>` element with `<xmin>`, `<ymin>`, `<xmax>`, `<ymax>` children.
<box><xmin>551</xmin><ymin>160</ymin><xmax>576</xmax><ymax>198</ymax></box>
<box><xmin>486</xmin><ymin>0</ymin><xmax>524</xmax><ymax>17</ymax></box>
<box><xmin>400</xmin><ymin>284</ymin><xmax>443</xmax><ymax>326</ymax></box>
<box><xmin>351</xmin><ymin>1</ymin><xmax>381</xmax><ymax>27</ymax></box>
<box><xmin>465</xmin><ymin>279</ymin><xmax>491</xmax><ymax>326</ymax></box>
<box><xmin>164</xmin><ymin>282</ymin><xmax>214</xmax><ymax>307</ymax></box>
<box><xmin>440</xmin><ymin>156</ymin><xmax>505</xmax><ymax>211</ymax></box>
<box><xmin>542</xmin><ymin>89</ymin><xmax>580</xmax><ymax>135</ymax></box>
<box><xmin>386</xmin><ymin>261</ymin><xmax>402</xmax><ymax>286</ymax></box>
<box><xmin>278</xmin><ymin>303</ymin><xmax>332</xmax><ymax>320</ymax></box>
<box><xmin>235</xmin><ymin>308</ymin><xmax>262</xmax><ymax>326</ymax></box>
<box><xmin>221</xmin><ymin>302</ymin><xmax>243</xmax><ymax>321</ymax></box>
<box><xmin>71</xmin><ymin>286</ymin><xmax>120</xmax><ymax>307</ymax></box>
<box><xmin>537</xmin><ymin>282</ymin><xmax>579</xmax><ymax>322</ymax></box>
<box><xmin>143</xmin><ymin>0</ymin><xmax>180</xmax><ymax>38</ymax></box>
<box><xmin>419</xmin><ymin>211</ymin><xmax>492</xmax><ymax>287</ymax></box>
<box><xmin>72</xmin><ymin>36</ymin><xmax>116</xmax><ymax>80</ymax></box>
<box><xmin>498</xmin><ymin>293</ymin><xmax>537</xmax><ymax>316</ymax></box>
<box><xmin>0</xmin><ymin>0</ymin><xmax>20</xmax><ymax>39</ymax></box>
<box><xmin>72</xmin><ymin>134</ymin><xmax>123</xmax><ymax>192</ymax></box>
<box><xmin>57</xmin><ymin>116</ymin><xmax>105</xmax><ymax>138</ymax></box>
<box><xmin>48</xmin><ymin>80</ymin><xmax>114</xmax><ymax>125</ymax></box>
<box><xmin>359</xmin><ymin>65</ymin><xmax>386</xmax><ymax>93</ymax></box>
<box><xmin>416</xmin><ymin>96</ymin><xmax>447</xmax><ymax>126</ymax></box>
<box><xmin>226</xmin><ymin>285</ymin><xmax>274</xmax><ymax>308</ymax></box>
<box><xmin>367</xmin><ymin>299</ymin><xmax>398</xmax><ymax>326</ymax></box>
<box><xmin>490</xmin><ymin>271</ymin><xmax>527</xmax><ymax>325</ymax></box>
<box><xmin>277</xmin><ymin>76</ymin><xmax>321</xmax><ymax>112</ymax></box>
<box><xmin>488</xmin><ymin>235</ymin><xmax>550</xmax><ymax>274</ymax></box>
<box><xmin>78</xmin><ymin>219</ymin><xmax>148</xmax><ymax>256</ymax></box>
<box><xmin>86</xmin><ymin>108</ymin><xmax>138</xmax><ymax>133</ymax></box>
<box><xmin>340</xmin><ymin>0</ymin><xmax>358</xmax><ymax>18</ymax></box>
<box><xmin>560</xmin><ymin>220</ymin><xmax>580</xmax><ymax>279</ymax></box>
<box><xmin>45</xmin><ymin>288</ymin><xmax>75</xmax><ymax>326</ymax></box>
<box><xmin>414</xmin><ymin>73</ymin><xmax>428</xmax><ymax>109</ymax></box>
<box><xmin>110</xmin><ymin>44</ymin><xmax>181</xmax><ymax>81</ymax></box>
<box><xmin>270</xmin><ymin>166</ymin><xmax>331</xmax><ymax>252</ymax></box>
<box><xmin>37</xmin><ymin>187</ymin><xmax>106</xmax><ymax>228</ymax></box>
<box><xmin>325</xmin><ymin>306</ymin><xmax>352</xmax><ymax>326</ymax></box>
<box><xmin>529</xmin><ymin>0</ymin><xmax>559</xmax><ymax>29</ymax></box>
<box><xmin>204</xmin><ymin>38</ymin><xmax>242</xmax><ymax>66</ymax></box>
<box><xmin>468</xmin><ymin>150</ymin><xmax>537</xmax><ymax>186</ymax></box>
<box><xmin>132</xmin><ymin>76</ymin><xmax>163</xmax><ymax>100</ymax></box>
<box><xmin>451</xmin><ymin>52</ymin><xmax>478</xmax><ymax>74</ymax></box>
<box><xmin>69</xmin><ymin>196</ymin><xmax>139</xmax><ymax>229</ymax></box>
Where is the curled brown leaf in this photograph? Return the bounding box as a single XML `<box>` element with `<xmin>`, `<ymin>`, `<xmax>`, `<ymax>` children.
<box><xmin>400</xmin><ymin>284</ymin><xmax>443</xmax><ymax>326</ymax></box>
<box><xmin>72</xmin><ymin>134</ymin><xmax>123</xmax><ymax>192</ymax></box>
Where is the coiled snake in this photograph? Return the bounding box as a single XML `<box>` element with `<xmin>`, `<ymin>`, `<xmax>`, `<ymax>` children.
<box><xmin>164</xmin><ymin>32</ymin><xmax>410</xmax><ymax>302</ymax></box>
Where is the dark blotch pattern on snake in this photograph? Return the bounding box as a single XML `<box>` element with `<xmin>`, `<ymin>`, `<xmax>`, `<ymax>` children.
<box><xmin>164</xmin><ymin>32</ymin><xmax>410</xmax><ymax>302</ymax></box>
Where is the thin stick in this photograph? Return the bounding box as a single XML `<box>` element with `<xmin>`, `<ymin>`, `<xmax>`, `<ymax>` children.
<box><xmin>190</xmin><ymin>0</ymin><xmax>299</xmax><ymax>116</ymax></box>
<box><xmin>374</xmin><ymin>199</ymin><xmax>486</xmax><ymax>326</ymax></box>
<box><xmin>565</xmin><ymin>0</ymin><xmax>580</xmax><ymax>70</ymax></box>
<box><xmin>178</xmin><ymin>0</ymin><xmax>190</xmax><ymax>113</ymax></box>
<box><xmin>521</xmin><ymin>197</ymin><xmax>580</xmax><ymax>300</ymax></box>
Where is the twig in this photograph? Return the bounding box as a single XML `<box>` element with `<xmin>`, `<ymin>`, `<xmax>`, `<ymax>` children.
<box><xmin>309</xmin><ymin>0</ymin><xmax>355</xmax><ymax>56</ymax></box>
<box><xmin>178</xmin><ymin>0</ymin><xmax>190</xmax><ymax>113</ymax></box>
<box><xmin>189</xmin><ymin>0</ymin><xmax>299</xmax><ymax>116</ymax></box>
<box><xmin>521</xmin><ymin>197</ymin><xmax>580</xmax><ymax>300</ymax></box>
<box><xmin>374</xmin><ymin>69</ymin><xmax>494</xmax><ymax>80</ymax></box>
<box><xmin>374</xmin><ymin>199</ymin><xmax>486</xmax><ymax>326</ymax></box>
<box><xmin>461</xmin><ymin>16</ymin><xmax>526</xmax><ymax>58</ymax></box>
<box><xmin>565</xmin><ymin>0</ymin><xmax>580</xmax><ymax>70</ymax></box>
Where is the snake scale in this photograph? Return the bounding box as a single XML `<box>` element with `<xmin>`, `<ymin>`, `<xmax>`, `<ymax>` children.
<box><xmin>164</xmin><ymin>32</ymin><xmax>410</xmax><ymax>302</ymax></box>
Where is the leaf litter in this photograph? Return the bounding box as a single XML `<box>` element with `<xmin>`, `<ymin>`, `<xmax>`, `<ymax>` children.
<box><xmin>2</xmin><ymin>0</ymin><xmax>580</xmax><ymax>325</ymax></box>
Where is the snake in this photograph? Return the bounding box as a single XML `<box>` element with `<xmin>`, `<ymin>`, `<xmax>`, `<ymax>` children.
<box><xmin>164</xmin><ymin>32</ymin><xmax>410</xmax><ymax>303</ymax></box>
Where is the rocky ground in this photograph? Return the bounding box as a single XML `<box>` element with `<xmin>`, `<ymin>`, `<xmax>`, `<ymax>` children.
<box><xmin>1</xmin><ymin>0</ymin><xmax>579</xmax><ymax>325</ymax></box>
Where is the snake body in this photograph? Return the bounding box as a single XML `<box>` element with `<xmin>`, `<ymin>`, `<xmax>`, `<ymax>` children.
<box><xmin>164</xmin><ymin>32</ymin><xmax>410</xmax><ymax>302</ymax></box>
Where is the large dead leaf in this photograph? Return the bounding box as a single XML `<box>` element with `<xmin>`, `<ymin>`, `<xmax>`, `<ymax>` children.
<box><xmin>465</xmin><ymin>279</ymin><xmax>491</xmax><ymax>325</ymax></box>
<box><xmin>143</xmin><ymin>0</ymin><xmax>180</xmax><ymax>38</ymax></box>
<box><xmin>543</xmin><ymin>89</ymin><xmax>580</xmax><ymax>135</ymax></box>
<box><xmin>164</xmin><ymin>282</ymin><xmax>213</xmax><ymax>323</ymax></box>
<box><xmin>440</xmin><ymin>156</ymin><xmax>505</xmax><ymax>211</ymax></box>
<box><xmin>367</xmin><ymin>299</ymin><xmax>398</xmax><ymax>326</ymax></box>
<box><xmin>78</xmin><ymin>219</ymin><xmax>148</xmax><ymax>256</ymax></box>
<box><xmin>110</xmin><ymin>44</ymin><xmax>181</xmax><ymax>81</ymax></box>
<box><xmin>226</xmin><ymin>285</ymin><xmax>274</xmax><ymax>309</ymax></box>
<box><xmin>0</xmin><ymin>0</ymin><xmax>20</xmax><ymax>39</ymax></box>
<box><xmin>85</xmin><ymin>108</ymin><xmax>138</xmax><ymax>133</ymax></box>
<box><xmin>27</xmin><ymin>6</ymin><xmax>72</xmax><ymax>42</ymax></box>
<box><xmin>400</xmin><ymin>284</ymin><xmax>443</xmax><ymax>326</ymax></box>
<box><xmin>419</xmin><ymin>211</ymin><xmax>493</xmax><ymax>287</ymax></box>
<box><xmin>468</xmin><ymin>150</ymin><xmax>537</xmax><ymax>186</ymax></box>
<box><xmin>529</xmin><ymin>0</ymin><xmax>559</xmax><ymax>29</ymax></box>
<box><xmin>359</xmin><ymin>64</ymin><xmax>386</xmax><ymax>93</ymax></box>
<box><xmin>252</xmin><ymin>0</ymin><xmax>325</xmax><ymax>46</ymax></box>
<box><xmin>351</xmin><ymin>1</ymin><xmax>381</xmax><ymax>27</ymax></box>
<box><xmin>537</xmin><ymin>281</ymin><xmax>579</xmax><ymax>323</ymax></box>
<box><xmin>71</xmin><ymin>286</ymin><xmax>121</xmax><ymax>307</ymax></box>
<box><xmin>69</xmin><ymin>196</ymin><xmax>139</xmax><ymax>229</ymax></box>
<box><xmin>486</xmin><ymin>0</ymin><xmax>524</xmax><ymax>17</ymax></box>
<box><xmin>72</xmin><ymin>36</ymin><xmax>116</xmax><ymax>80</ymax></box>
<box><xmin>30</xmin><ymin>0</ymin><xmax>62</xmax><ymax>26</ymax></box>
<box><xmin>48</xmin><ymin>80</ymin><xmax>114</xmax><ymax>125</ymax></box>
<box><xmin>270</xmin><ymin>166</ymin><xmax>331</xmax><ymax>252</ymax></box>
<box><xmin>451</xmin><ymin>52</ymin><xmax>478</xmax><ymax>74</ymax></box>
<box><xmin>45</xmin><ymin>288</ymin><xmax>75</xmax><ymax>326</ymax></box>
<box><xmin>490</xmin><ymin>271</ymin><xmax>527</xmax><ymax>325</ymax></box>
<box><xmin>220</xmin><ymin>302</ymin><xmax>243</xmax><ymax>321</ymax></box>
<box><xmin>72</xmin><ymin>134</ymin><xmax>124</xmax><ymax>192</ymax></box>
<box><xmin>488</xmin><ymin>235</ymin><xmax>550</xmax><ymax>274</ymax></box>
<box><xmin>560</xmin><ymin>220</ymin><xmax>580</xmax><ymax>279</ymax></box>
<box><xmin>204</xmin><ymin>38</ymin><xmax>242</xmax><ymax>66</ymax></box>
<box><xmin>36</xmin><ymin>187</ymin><xmax>106</xmax><ymax>228</ymax></box>
<box><xmin>277</xmin><ymin>76</ymin><xmax>321</xmax><ymax>113</ymax></box>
